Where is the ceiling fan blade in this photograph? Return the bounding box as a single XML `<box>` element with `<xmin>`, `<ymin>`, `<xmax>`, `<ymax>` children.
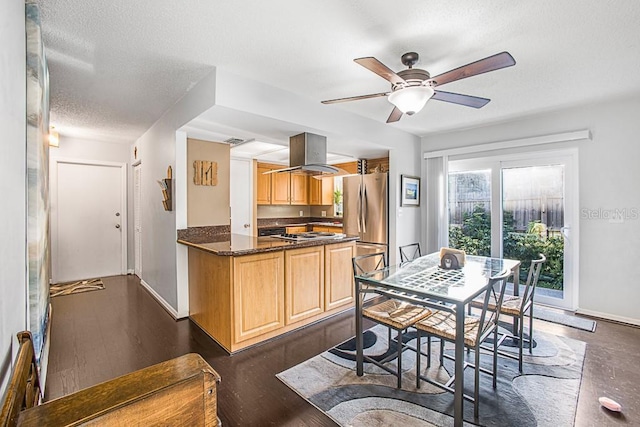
<box><xmin>321</xmin><ymin>92</ymin><xmax>388</xmax><ymax>104</ymax></box>
<box><xmin>386</xmin><ymin>107</ymin><xmax>403</xmax><ymax>123</ymax></box>
<box><xmin>430</xmin><ymin>51</ymin><xmax>516</xmax><ymax>87</ymax></box>
<box><xmin>354</xmin><ymin>57</ymin><xmax>407</xmax><ymax>86</ymax></box>
<box><xmin>431</xmin><ymin>90</ymin><xmax>490</xmax><ymax>108</ymax></box>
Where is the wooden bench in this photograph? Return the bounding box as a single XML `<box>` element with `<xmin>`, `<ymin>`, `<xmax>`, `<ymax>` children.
<box><xmin>1</xmin><ymin>332</ymin><xmax>221</xmax><ymax>426</ymax></box>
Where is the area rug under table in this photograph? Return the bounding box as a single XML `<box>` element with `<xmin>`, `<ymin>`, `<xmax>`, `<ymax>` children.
<box><xmin>278</xmin><ymin>325</ymin><xmax>585</xmax><ymax>426</ymax></box>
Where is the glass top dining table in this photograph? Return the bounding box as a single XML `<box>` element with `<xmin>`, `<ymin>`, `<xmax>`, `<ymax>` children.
<box><xmin>353</xmin><ymin>252</ymin><xmax>521</xmax><ymax>427</ymax></box>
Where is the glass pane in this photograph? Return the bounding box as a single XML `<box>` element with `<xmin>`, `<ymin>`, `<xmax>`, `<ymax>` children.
<box><xmin>502</xmin><ymin>165</ymin><xmax>564</xmax><ymax>297</ymax></box>
<box><xmin>448</xmin><ymin>170</ymin><xmax>491</xmax><ymax>256</ymax></box>
<box><xmin>333</xmin><ymin>176</ymin><xmax>343</xmax><ymax>216</ymax></box>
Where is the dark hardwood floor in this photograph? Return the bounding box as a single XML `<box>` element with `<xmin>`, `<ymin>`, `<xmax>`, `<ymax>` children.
<box><xmin>45</xmin><ymin>275</ymin><xmax>639</xmax><ymax>426</ymax></box>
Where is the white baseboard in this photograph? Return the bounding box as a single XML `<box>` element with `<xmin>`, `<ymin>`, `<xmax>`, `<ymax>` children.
<box><xmin>139</xmin><ymin>279</ymin><xmax>179</xmax><ymax>320</ymax></box>
<box><xmin>576</xmin><ymin>308</ymin><xmax>640</xmax><ymax>327</ymax></box>
<box><xmin>127</xmin><ymin>269</ymin><xmax>134</xmax><ymax>275</ymax></box>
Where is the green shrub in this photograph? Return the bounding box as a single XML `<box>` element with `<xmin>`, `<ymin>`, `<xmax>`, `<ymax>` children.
<box><xmin>449</xmin><ymin>206</ymin><xmax>564</xmax><ymax>289</ymax></box>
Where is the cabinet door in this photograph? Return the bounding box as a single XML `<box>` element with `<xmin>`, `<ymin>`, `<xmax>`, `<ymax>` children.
<box><xmin>233</xmin><ymin>252</ymin><xmax>285</xmax><ymax>343</ymax></box>
<box><xmin>309</xmin><ymin>178</ymin><xmax>321</xmax><ymax>205</ymax></box>
<box><xmin>271</xmin><ymin>172</ymin><xmax>291</xmax><ymax>205</ymax></box>
<box><xmin>290</xmin><ymin>174</ymin><xmax>308</xmax><ymax>205</ymax></box>
<box><xmin>310</xmin><ymin>177</ymin><xmax>334</xmax><ymax>206</ymax></box>
<box><xmin>320</xmin><ymin>176</ymin><xmax>334</xmax><ymax>205</ymax></box>
<box><xmin>286</xmin><ymin>226</ymin><xmax>307</xmax><ymax>234</ymax></box>
<box><xmin>285</xmin><ymin>246</ymin><xmax>324</xmax><ymax>325</ymax></box>
<box><xmin>325</xmin><ymin>242</ymin><xmax>355</xmax><ymax>310</ymax></box>
<box><xmin>256</xmin><ymin>165</ymin><xmax>272</xmax><ymax>205</ymax></box>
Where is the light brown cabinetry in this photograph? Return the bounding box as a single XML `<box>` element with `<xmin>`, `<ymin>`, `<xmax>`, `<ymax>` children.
<box><xmin>256</xmin><ymin>164</ymin><xmax>272</xmax><ymax>204</ymax></box>
<box><xmin>334</xmin><ymin>161</ymin><xmax>359</xmax><ymax>175</ymax></box>
<box><xmin>233</xmin><ymin>252</ymin><xmax>285</xmax><ymax>343</ymax></box>
<box><xmin>309</xmin><ymin>176</ymin><xmax>334</xmax><ymax>206</ymax></box>
<box><xmin>325</xmin><ymin>241</ymin><xmax>355</xmax><ymax>310</ymax></box>
<box><xmin>312</xmin><ymin>225</ymin><xmax>343</xmax><ymax>233</ymax></box>
<box><xmin>285</xmin><ymin>246</ymin><xmax>324</xmax><ymax>325</ymax></box>
<box><xmin>187</xmin><ymin>240</ymin><xmax>355</xmax><ymax>353</ymax></box>
<box><xmin>290</xmin><ymin>174</ymin><xmax>309</xmax><ymax>205</ymax></box>
<box><xmin>286</xmin><ymin>225</ymin><xmax>307</xmax><ymax>234</ymax></box>
<box><xmin>271</xmin><ymin>171</ymin><xmax>291</xmax><ymax>205</ymax></box>
<box><xmin>257</xmin><ymin>162</ymin><xmax>308</xmax><ymax>205</ymax></box>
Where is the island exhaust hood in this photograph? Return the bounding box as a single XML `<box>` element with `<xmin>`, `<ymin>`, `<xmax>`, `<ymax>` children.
<box><xmin>263</xmin><ymin>132</ymin><xmax>339</xmax><ymax>175</ymax></box>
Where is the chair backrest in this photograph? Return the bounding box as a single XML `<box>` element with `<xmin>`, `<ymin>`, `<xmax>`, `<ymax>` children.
<box><xmin>476</xmin><ymin>269</ymin><xmax>511</xmax><ymax>343</ymax></box>
<box><xmin>399</xmin><ymin>243</ymin><xmax>421</xmax><ymax>263</ymax></box>
<box><xmin>352</xmin><ymin>252</ymin><xmax>388</xmax><ymax>277</ymax></box>
<box><xmin>521</xmin><ymin>254</ymin><xmax>546</xmax><ymax>308</ymax></box>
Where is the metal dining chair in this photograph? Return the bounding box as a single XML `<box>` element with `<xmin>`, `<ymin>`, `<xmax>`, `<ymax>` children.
<box><xmin>352</xmin><ymin>252</ymin><xmax>432</xmax><ymax>388</ymax></box>
<box><xmin>399</xmin><ymin>243</ymin><xmax>421</xmax><ymax>264</ymax></box>
<box><xmin>471</xmin><ymin>253</ymin><xmax>546</xmax><ymax>372</ymax></box>
<box><xmin>415</xmin><ymin>269</ymin><xmax>511</xmax><ymax>419</ymax></box>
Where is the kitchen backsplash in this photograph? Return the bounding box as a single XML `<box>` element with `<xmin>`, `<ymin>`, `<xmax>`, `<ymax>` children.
<box><xmin>257</xmin><ymin>204</ymin><xmax>338</xmax><ymax>219</ymax></box>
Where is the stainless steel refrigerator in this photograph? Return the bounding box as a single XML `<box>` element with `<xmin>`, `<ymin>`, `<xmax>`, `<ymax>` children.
<box><xmin>343</xmin><ymin>172</ymin><xmax>388</xmax><ymax>258</ymax></box>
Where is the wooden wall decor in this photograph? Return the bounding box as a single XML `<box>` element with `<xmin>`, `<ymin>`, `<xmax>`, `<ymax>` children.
<box><xmin>193</xmin><ymin>160</ymin><xmax>218</xmax><ymax>186</ymax></box>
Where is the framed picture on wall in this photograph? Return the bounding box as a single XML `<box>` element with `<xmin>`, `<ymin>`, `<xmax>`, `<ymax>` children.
<box><xmin>401</xmin><ymin>175</ymin><xmax>420</xmax><ymax>207</ymax></box>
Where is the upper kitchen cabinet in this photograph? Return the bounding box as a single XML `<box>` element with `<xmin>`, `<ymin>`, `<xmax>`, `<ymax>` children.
<box><xmin>309</xmin><ymin>176</ymin><xmax>334</xmax><ymax>206</ymax></box>
<box><xmin>271</xmin><ymin>170</ymin><xmax>291</xmax><ymax>204</ymax></box>
<box><xmin>256</xmin><ymin>163</ymin><xmax>272</xmax><ymax>204</ymax></box>
<box><xmin>257</xmin><ymin>162</ymin><xmax>308</xmax><ymax>205</ymax></box>
<box><xmin>289</xmin><ymin>174</ymin><xmax>309</xmax><ymax>205</ymax></box>
<box><xmin>334</xmin><ymin>161</ymin><xmax>359</xmax><ymax>175</ymax></box>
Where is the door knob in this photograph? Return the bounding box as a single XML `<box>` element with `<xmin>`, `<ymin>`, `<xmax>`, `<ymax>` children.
<box><xmin>115</xmin><ymin>224</ymin><xmax>121</xmax><ymax>229</ymax></box>
<box><xmin>244</xmin><ymin>224</ymin><xmax>250</xmax><ymax>228</ymax></box>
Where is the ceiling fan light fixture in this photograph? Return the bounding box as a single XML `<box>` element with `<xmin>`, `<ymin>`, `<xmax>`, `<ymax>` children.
<box><xmin>388</xmin><ymin>86</ymin><xmax>434</xmax><ymax>115</ymax></box>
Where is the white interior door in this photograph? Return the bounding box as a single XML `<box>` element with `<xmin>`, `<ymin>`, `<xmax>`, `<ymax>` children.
<box><xmin>133</xmin><ymin>163</ymin><xmax>142</xmax><ymax>277</ymax></box>
<box><xmin>230</xmin><ymin>158</ymin><xmax>253</xmax><ymax>236</ymax></box>
<box><xmin>52</xmin><ymin>160</ymin><xmax>126</xmax><ymax>283</ymax></box>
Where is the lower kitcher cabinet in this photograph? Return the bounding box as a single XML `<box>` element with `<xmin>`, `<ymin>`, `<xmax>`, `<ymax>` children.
<box><xmin>233</xmin><ymin>252</ymin><xmax>285</xmax><ymax>343</ymax></box>
<box><xmin>285</xmin><ymin>246</ymin><xmax>325</xmax><ymax>325</ymax></box>
<box><xmin>325</xmin><ymin>242</ymin><xmax>355</xmax><ymax>310</ymax></box>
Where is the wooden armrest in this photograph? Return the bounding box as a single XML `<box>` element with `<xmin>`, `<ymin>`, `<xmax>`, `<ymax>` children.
<box><xmin>1</xmin><ymin>332</ymin><xmax>41</xmax><ymax>427</ymax></box>
<box><xmin>17</xmin><ymin>353</ymin><xmax>221</xmax><ymax>426</ymax></box>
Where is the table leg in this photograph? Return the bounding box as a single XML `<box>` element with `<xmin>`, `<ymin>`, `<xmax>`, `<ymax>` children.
<box><xmin>454</xmin><ymin>303</ymin><xmax>464</xmax><ymax>427</ymax></box>
<box><xmin>355</xmin><ymin>280</ymin><xmax>364</xmax><ymax>377</ymax></box>
<box><xmin>511</xmin><ymin>265</ymin><xmax>520</xmax><ymax>337</ymax></box>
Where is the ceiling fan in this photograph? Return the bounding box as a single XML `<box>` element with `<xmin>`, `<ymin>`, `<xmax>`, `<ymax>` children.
<box><xmin>321</xmin><ymin>51</ymin><xmax>515</xmax><ymax>123</ymax></box>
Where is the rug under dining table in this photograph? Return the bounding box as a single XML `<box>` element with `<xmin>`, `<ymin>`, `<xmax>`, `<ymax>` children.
<box><xmin>277</xmin><ymin>324</ymin><xmax>585</xmax><ymax>426</ymax></box>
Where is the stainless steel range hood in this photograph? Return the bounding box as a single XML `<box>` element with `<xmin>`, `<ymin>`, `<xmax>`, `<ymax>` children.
<box><xmin>264</xmin><ymin>132</ymin><xmax>339</xmax><ymax>175</ymax></box>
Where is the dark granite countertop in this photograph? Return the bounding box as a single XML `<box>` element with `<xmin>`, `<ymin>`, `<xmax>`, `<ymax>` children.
<box><xmin>178</xmin><ymin>233</ymin><xmax>358</xmax><ymax>256</ymax></box>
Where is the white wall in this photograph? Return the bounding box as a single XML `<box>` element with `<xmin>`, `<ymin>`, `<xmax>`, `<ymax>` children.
<box><xmin>0</xmin><ymin>0</ymin><xmax>27</xmax><ymax>399</ymax></box>
<box><xmin>49</xmin><ymin>137</ymin><xmax>133</xmax><ymax>268</ymax></box>
<box><xmin>389</xmin><ymin>147</ymin><xmax>423</xmax><ymax>265</ymax></box>
<box><xmin>134</xmin><ymin>70</ymin><xmax>217</xmax><ymax>313</ymax></box>
<box><xmin>138</xmin><ymin>66</ymin><xmax>422</xmax><ymax>315</ymax></box>
<box><xmin>422</xmin><ymin>94</ymin><xmax>640</xmax><ymax>324</ymax></box>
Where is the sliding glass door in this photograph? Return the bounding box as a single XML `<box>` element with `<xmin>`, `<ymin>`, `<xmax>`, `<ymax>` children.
<box><xmin>447</xmin><ymin>151</ymin><xmax>578</xmax><ymax>309</ymax></box>
<box><xmin>448</xmin><ymin>169</ymin><xmax>492</xmax><ymax>257</ymax></box>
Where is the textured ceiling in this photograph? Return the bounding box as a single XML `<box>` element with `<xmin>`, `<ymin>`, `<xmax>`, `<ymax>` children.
<box><xmin>36</xmin><ymin>0</ymin><xmax>640</xmax><ymax>145</ymax></box>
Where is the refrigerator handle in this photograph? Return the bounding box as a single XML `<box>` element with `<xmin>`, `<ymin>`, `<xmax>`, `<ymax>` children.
<box><xmin>362</xmin><ymin>187</ymin><xmax>368</xmax><ymax>233</ymax></box>
<box><xmin>357</xmin><ymin>184</ymin><xmax>362</xmax><ymax>233</ymax></box>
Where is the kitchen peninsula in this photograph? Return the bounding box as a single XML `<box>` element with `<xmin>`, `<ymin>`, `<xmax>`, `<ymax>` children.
<box><xmin>178</xmin><ymin>228</ymin><xmax>358</xmax><ymax>353</ymax></box>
